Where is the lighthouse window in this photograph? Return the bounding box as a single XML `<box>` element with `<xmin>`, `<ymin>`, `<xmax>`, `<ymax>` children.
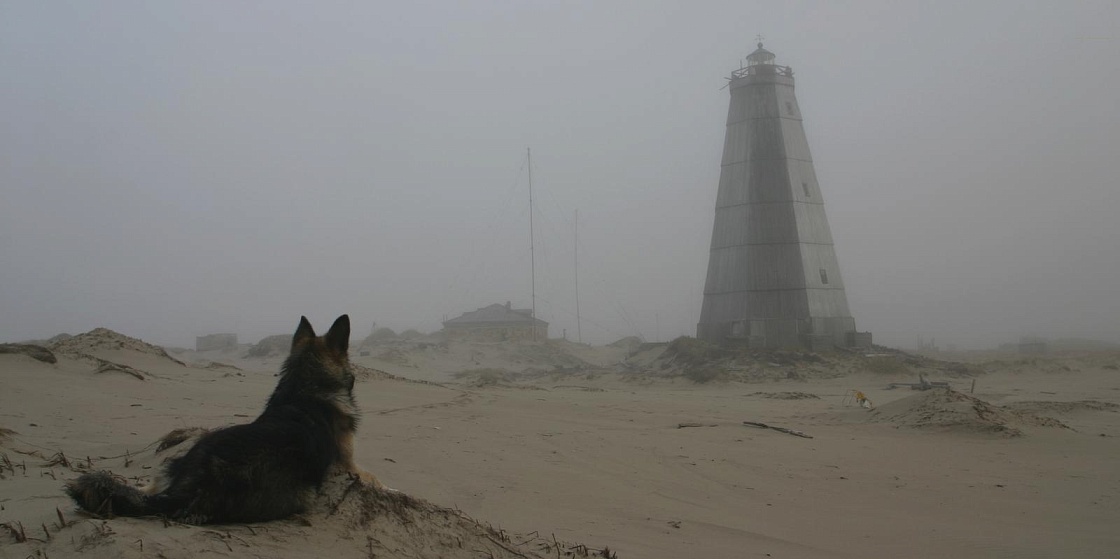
<box><xmin>785</xmin><ymin>101</ymin><xmax>795</xmax><ymax>115</ymax></box>
<box><xmin>819</xmin><ymin>268</ymin><xmax>829</xmax><ymax>284</ymax></box>
<box><xmin>802</xmin><ymin>182</ymin><xmax>810</xmax><ymax>197</ymax></box>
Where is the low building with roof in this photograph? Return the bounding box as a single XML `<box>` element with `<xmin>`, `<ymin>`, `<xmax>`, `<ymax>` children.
<box><xmin>442</xmin><ymin>302</ymin><xmax>548</xmax><ymax>341</ymax></box>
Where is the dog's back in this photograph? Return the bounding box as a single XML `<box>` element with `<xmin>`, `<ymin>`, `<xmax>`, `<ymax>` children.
<box><xmin>66</xmin><ymin>315</ymin><xmax>363</xmax><ymax>523</ymax></box>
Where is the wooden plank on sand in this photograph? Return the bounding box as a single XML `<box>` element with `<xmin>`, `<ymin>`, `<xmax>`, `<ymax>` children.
<box><xmin>742</xmin><ymin>421</ymin><xmax>813</xmax><ymax>439</ymax></box>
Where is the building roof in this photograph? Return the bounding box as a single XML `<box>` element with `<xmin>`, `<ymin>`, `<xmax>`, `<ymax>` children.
<box><xmin>443</xmin><ymin>303</ymin><xmax>548</xmax><ymax>327</ymax></box>
<box><xmin>746</xmin><ymin>42</ymin><xmax>776</xmax><ymax>65</ymax></box>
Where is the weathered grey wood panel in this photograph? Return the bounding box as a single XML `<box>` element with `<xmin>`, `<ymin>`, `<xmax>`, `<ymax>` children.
<box><xmin>698</xmin><ymin>47</ymin><xmax>860</xmax><ymax>348</ymax></box>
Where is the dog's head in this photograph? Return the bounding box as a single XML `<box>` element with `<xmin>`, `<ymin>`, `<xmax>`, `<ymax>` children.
<box><xmin>286</xmin><ymin>314</ymin><xmax>355</xmax><ymax>392</ymax></box>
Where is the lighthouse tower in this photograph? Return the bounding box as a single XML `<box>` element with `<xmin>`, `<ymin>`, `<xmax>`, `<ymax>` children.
<box><xmin>696</xmin><ymin>42</ymin><xmax>867</xmax><ymax>350</ymax></box>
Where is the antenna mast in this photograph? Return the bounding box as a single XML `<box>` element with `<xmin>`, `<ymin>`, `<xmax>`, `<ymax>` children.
<box><xmin>574</xmin><ymin>209</ymin><xmax>582</xmax><ymax>344</ymax></box>
<box><xmin>528</xmin><ymin>147</ymin><xmax>537</xmax><ymax>337</ymax></box>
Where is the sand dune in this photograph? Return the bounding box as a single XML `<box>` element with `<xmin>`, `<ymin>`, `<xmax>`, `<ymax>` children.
<box><xmin>2</xmin><ymin>330</ymin><xmax>1119</xmax><ymax>558</ymax></box>
<box><xmin>48</xmin><ymin>327</ymin><xmax>186</xmax><ymax>366</ymax></box>
<box><xmin>5</xmin><ymin>432</ymin><xmax>593</xmax><ymax>559</ymax></box>
<box><xmin>865</xmin><ymin>388</ymin><xmax>1070</xmax><ymax>436</ymax></box>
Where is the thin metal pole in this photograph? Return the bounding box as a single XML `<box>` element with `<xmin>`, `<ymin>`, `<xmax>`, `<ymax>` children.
<box><xmin>574</xmin><ymin>209</ymin><xmax>582</xmax><ymax>344</ymax></box>
<box><xmin>528</xmin><ymin>147</ymin><xmax>536</xmax><ymax>339</ymax></box>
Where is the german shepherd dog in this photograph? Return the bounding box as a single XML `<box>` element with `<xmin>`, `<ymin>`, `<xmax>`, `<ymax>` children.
<box><xmin>66</xmin><ymin>314</ymin><xmax>381</xmax><ymax>524</ymax></box>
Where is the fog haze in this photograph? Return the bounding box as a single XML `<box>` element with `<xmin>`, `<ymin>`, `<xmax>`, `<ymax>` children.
<box><xmin>2</xmin><ymin>1</ymin><xmax>1118</xmax><ymax>349</ymax></box>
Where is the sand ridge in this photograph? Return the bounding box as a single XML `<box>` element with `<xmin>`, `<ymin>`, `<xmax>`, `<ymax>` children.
<box><xmin>48</xmin><ymin>328</ymin><xmax>186</xmax><ymax>366</ymax></box>
<box><xmin>1</xmin><ymin>428</ymin><xmax>606</xmax><ymax>559</ymax></box>
<box><xmin>2</xmin><ymin>328</ymin><xmax>1119</xmax><ymax>558</ymax></box>
<box><xmin>865</xmin><ymin>388</ymin><xmax>1070</xmax><ymax>436</ymax></box>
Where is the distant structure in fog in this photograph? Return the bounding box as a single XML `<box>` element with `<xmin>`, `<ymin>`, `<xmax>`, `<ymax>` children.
<box><xmin>697</xmin><ymin>42</ymin><xmax>869</xmax><ymax>350</ymax></box>
<box><xmin>1016</xmin><ymin>336</ymin><xmax>1048</xmax><ymax>354</ymax></box>
<box><xmin>442</xmin><ymin>302</ymin><xmax>548</xmax><ymax>341</ymax></box>
<box><xmin>196</xmin><ymin>333</ymin><xmax>238</xmax><ymax>352</ymax></box>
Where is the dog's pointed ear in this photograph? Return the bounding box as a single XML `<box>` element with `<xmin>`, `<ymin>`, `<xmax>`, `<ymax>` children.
<box><xmin>292</xmin><ymin>316</ymin><xmax>316</xmax><ymax>350</ymax></box>
<box><xmin>325</xmin><ymin>314</ymin><xmax>350</xmax><ymax>354</ymax></box>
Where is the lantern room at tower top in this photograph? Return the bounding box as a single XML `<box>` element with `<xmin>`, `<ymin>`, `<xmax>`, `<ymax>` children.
<box><xmin>731</xmin><ymin>41</ymin><xmax>793</xmax><ymax>79</ymax></box>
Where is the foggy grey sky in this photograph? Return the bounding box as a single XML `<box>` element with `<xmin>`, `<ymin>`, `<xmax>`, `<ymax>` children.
<box><xmin>2</xmin><ymin>1</ymin><xmax>1118</xmax><ymax>349</ymax></box>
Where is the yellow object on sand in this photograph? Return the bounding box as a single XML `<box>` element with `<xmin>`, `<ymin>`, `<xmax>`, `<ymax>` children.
<box><xmin>855</xmin><ymin>391</ymin><xmax>873</xmax><ymax>408</ymax></box>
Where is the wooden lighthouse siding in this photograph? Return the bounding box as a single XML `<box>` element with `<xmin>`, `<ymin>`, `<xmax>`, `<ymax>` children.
<box><xmin>698</xmin><ymin>46</ymin><xmax>863</xmax><ymax>348</ymax></box>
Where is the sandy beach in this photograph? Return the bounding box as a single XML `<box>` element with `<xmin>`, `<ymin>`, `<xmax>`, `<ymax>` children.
<box><xmin>2</xmin><ymin>330</ymin><xmax>1118</xmax><ymax>558</ymax></box>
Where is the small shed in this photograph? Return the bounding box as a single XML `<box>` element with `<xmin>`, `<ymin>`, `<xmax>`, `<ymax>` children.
<box><xmin>442</xmin><ymin>302</ymin><xmax>548</xmax><ymax>341</ymax></box>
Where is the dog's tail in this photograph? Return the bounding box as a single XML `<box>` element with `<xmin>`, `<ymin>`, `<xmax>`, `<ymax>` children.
<box><xmin>65</xmin><ymin>471</ymin><xmax>176</xmax><ymax>518</ymax></box>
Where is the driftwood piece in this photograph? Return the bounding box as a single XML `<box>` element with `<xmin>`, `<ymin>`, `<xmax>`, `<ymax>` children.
<box><xmin>742</xmin><ymin>421</ymin><xmax>813</xmax><ymax>439</ymax></box>
<box><xmin>677</xmin><ymin>422</ymin><xmax>718</xmax><ymax>429</ymax></box>
<box><xmin>94</xmin><ymin>360</ymin><xmax>146</xmax><ymax>380</ymax></box>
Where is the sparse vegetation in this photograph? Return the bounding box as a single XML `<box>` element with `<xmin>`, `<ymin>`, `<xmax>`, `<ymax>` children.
<box><xmin>863</xmin><ymin>356</ymin><xmax>909</xmax><ymax>375</ymax></box>
<box><xmin>663</xmin><ymin>336</ymin><xmax>726</xmax><ymax>366</ymax></box>
<box><xmin>0</xmin><ymin>343</ymin><xmax>57</xmax><ymax>364</ymax></box>
<box><xmin>247</xmin><ymin>335</ymin><xmax>289</xmax><ymax>357</ymax></box>
<box><xmin>683</xmin><ymin>366</ymin><xmax>728</xmax><ymax>384</ymax></box>
<box><xmin>453</xmin><ymin>368</ymin><xmax>512</xmax><ymax>387</ymax></box>
<box><xmin>370</xmin><ymin>327</ymin><xmax>398</xmax><ymax>340</ymax></box>
<box><xmin>941</xmin><ymin>361</ymin><xmax>986</xmax><ymax>377</ymax></box>
<box><xmin>361</xmin><ymin>328</ymin><xmax>399</xmax><ymax>346</ymax></box>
